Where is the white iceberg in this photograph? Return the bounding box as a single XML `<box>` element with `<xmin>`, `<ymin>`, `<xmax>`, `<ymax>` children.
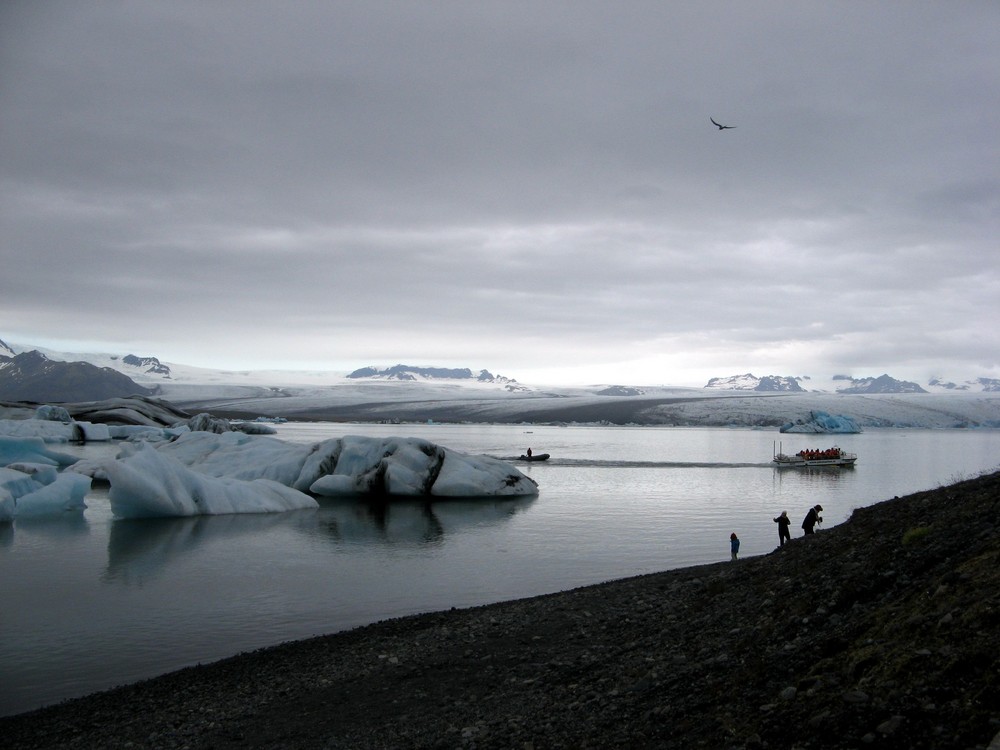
<box><xmin>104</xmin><ymin>444</ymin><xmax>319</xmax><ymax>518</ymax></box>
<box><xmin>154</xmin><ymin>430</ymin><xmax>333</xmax><ymax>491</ymax></box>
<box><xmin>0</xmin><ymin>466</ymin><xmax>44</xmax><ymax>499</ymax></box>
<box><xmin>0</xmin><ymin>419</ymin><xmax>112</xmax><ymax>445</ymax></box>
<box><xmin>0</xmin><ymin>435</ymin><xmax>79</xmax><ymax>469</ymax></box>
<box><xmin>4</xmin><ymin>462</ymin><xmax>59</xmax><ymax>485</ymax></box>
<box><xmin>150</xmin><ymin>432</ymin><xmax>539</xmax><ymax>500</ymax></box>
<box><xmin>35</xmin><ymin>405</ymin><xmax>72</xmax><ymax>422</ymax></box>
<box><xmin>13</xmin><ymin>472</ymin><xmax>91</xmax><ymax>518</ymax></box>
<box><xmin>311</xmin><ymin>436</ymin><xmax>443</xmax><ymax>496</ymax></box>
<box><xmin>0</xmin><ymin>464</ymin><xmax>91</xmax><ymax>518</ymax></box>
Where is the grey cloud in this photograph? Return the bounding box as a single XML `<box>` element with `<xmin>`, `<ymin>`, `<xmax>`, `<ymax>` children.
<box><xmin>1</xmin><ymin>2</ymin><xmax>998</xmax><ymax>384</ymax></box>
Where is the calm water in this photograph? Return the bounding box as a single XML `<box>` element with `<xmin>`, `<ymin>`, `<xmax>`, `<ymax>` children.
<box><xmin>2</xmin><ymin>423</ymin><xmax>998</xmax><ymax>716</ymax></box>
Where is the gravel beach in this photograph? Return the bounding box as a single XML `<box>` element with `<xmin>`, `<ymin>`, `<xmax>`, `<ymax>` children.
<box><xmin>3</xmin><ymin>471</ymin><xmax>999</xmax><ymax>749</ymax></box>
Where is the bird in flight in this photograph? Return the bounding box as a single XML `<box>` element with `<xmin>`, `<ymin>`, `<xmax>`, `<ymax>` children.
<box><xmin>710</xmin><ymin>117</ymin><xmax>736</xmax><ymax>130</ymax></box>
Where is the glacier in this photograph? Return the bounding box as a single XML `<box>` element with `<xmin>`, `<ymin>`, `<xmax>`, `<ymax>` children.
<box><xmin>779</xmin><ymin>411</ymin><xmax>862</xmax><ymax>434</ymax></box>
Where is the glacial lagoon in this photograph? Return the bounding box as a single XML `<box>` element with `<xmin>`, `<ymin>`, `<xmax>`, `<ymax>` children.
<box><xmin>2</xmin><ymin>422</ymin><xmax>999</xmax><ymax>716</ymax></box>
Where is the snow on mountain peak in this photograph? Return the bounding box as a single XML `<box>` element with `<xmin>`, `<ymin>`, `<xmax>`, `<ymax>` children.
<box><xmin>704</xmin><ymin>374</ymin><xmax>804</xmax><ymax>392</ymax></box>
<box><xmin>346</xmin><ymin>364</ymin><xmax>523</xmax><ymax>389</ymax></box>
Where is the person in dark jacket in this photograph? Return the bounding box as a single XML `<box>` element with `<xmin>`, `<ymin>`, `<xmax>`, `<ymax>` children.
<box><xmin>802</xmin><ymin>504</ymin><xmax>823</xmax><ymax>535</ymax></box>
<box><xmin>773</xmin><ymin>511</ymin><xmax>791</xmax><ymax>546</ymax></box>
<box><xmin>730</xmin><ymin>532</ymin><xmax>740</xmax><ymax>561</ymax></box>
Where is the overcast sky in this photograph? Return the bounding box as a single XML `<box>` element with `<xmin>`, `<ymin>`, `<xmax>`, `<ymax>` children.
<box><xmin>2</xmin><ymin>2</ymin><xmax>998</xmax><ymax>386</ymax></box>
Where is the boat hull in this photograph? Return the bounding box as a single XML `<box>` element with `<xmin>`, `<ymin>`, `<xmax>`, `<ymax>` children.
<box><xmin>772</xmin><ymin>455</ymin><xmax>857</xmax><ymax>468</ymax></box>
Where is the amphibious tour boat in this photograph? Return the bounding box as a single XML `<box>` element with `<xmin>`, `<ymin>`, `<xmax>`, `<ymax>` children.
<box><xmin>772</xmin><ymin>444</ymin><xmax>857</xmax><ymax>468</ymax></box>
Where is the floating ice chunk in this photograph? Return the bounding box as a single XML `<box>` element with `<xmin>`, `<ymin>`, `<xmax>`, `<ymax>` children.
<box><xmin>312</xmin><ymin>436</ymin><xmax>442</xmax><ymax>496</ymax></box>
<box><xmin>309</xmin><ymin>435</ymin><xmax>537</xmax><ymax>498</ymax></box>
<box><xmin>1</xmin><ymin>420</ymin><xmax>73</xmax><ymax>444</ymax></box>
<box><xmin>145</xmin><ymin>432</ymin><xmax>538</xmax><ymax>500</ymax></box>
<box><xmin>14</xmin><ymin>472</ymin><xmax>91</xmax><ymax>517</ymax></box>
<box><xmin>66</xmin><ymin>458</ymin><xmax>109</xmax><ymax>482</ymax></box>
<box><xmin>154</xmin><ymin>431</ymin><xmax>332</xmax><ymax>490</ymax></box>
<box><xmin>104</xmin><ymin>444</ymin><xmax>318</xmax><ymax>518</ymax></box>
<box><xmin>309</xmin><ymin>474</ymin><xmax>360</xmax><ymax>496</ymax></box>
<box><xmin>0</xmin><ymin>419</ymin><xmax>111</xmax><ymax>445</ymax></box>
<box><xmin>108</xmin><ymin>425</ymin><xmax>174</xmax><ymax>441</ymax></box>
<box><xmin>4</xmin><ymin>462</ymin><xmax>59</xmax><ymax>485</ymax></box>
<box><xmin>187</xmin><ymin>413</ymin><xmax>232</xmax><ymax>433</ymax></box>
<box><xmin>0</xmin><ymin>464</ymin><xmax>88</xmax><ymax>518</ymax></box>
<box><xmin>0</xmin><ymin>467</ymin><xmax>46</xmax><ymax>499</ymax></box>
<box><xmin>73</xmin><ymin>421</ymin><xmax>112</xmax><ymax>442</ymax></box>
<box><xmin>35</xmin><ymin>405</ymin><xmax>72</xmax><ymax>422</ymax></box>
<box><xmin>0</xmin><ymin>435</ymin><xmax>79</xmax><ymax>466</ymax></box>
<box><xmin>431</xmin><ymin>450</ymin><xmax>538</xmax><ymax>497</ymax></box>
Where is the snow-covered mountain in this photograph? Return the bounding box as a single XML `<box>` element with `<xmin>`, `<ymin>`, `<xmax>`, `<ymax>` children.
<box><xmin>701</xmin><ymin>372</ymin><xmax>981</xmax><ymax>395</ymax></box>
<box><xmin>347</xmin><ymin>364</ymin><xmax>528</xmax><ymax>391</ymax></box>
<box><xmin>831</xmin><ymin>374</ymin><xmax>926</xmax><ymax>394</ymax></box>
<box><xmin>929</xmin><ymin>376</ymin><xmax>1000</xmax><ymax>393</ymax></box>
<box><xmin>704</xmin><ymin>374</ymin><xmax>805</xmax><ymax>392</ymax></box>
<box><xmin>0</xmin><ymin>350</ymin><xmax>153</xmax><ymax>402</ymax></box>
<box><xmin>3</xmin><ymin>339</ymin><xmax>1000</xmax><ymax>430</ymax></box>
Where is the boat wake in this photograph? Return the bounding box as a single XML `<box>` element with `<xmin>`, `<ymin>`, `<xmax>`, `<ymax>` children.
<box><xmin>498</xmin><ymin>457</ymin><xmax>773</xmax><ymax>469</ymax></box>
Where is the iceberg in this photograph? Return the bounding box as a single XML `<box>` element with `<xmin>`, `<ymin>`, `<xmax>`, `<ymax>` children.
<box><xmin>104</xmin><ymin>444</ymin><xmax>319</xmax><ymax>518</ymax></box>
<box><xmin>35</xmin><ymin>405</ymin><xmax>72</xmax><ymax>422</ymax></box>
<box><xmin>13</xmin><ymin>472</ymin><xmax>91</xmax><ymax>518</ymax></box>
<box><xmin>149</xmin><ymin>432</ymin><xmax>538</xmax><ymax>500</ymax></box>
<box><xmin>779</xmin><ymin>410</ymin><xmax>862</xmax><ymax>434</ymax></box>
<box><xmin>0</xmin><ymin>419</ymin><xmax>111</xmax><ymax>444</ymax></box>
<box><xmin>0</xmin><ymin>467</ymin><xmax>40</xmax><ymax>501</ymax></box>
<box><xmin>153</xmin><ymin>430</ymin><xmax>334</xmax><ymax>491</ymax></box>
<box><xmin>0</xmin><ymin>435</ymin><xmax>78</xmax><ymax>467</ymax></box>
<box><xmin>4</xmin><ymin>427</ymin><xmax>538</xmax><ymax>520</ymax></box>
<box><xmin>311</xmin><ymin>436</ymin><xmax>443</xmax><ymax>496</ymax></box>
<box><xmin>0</xmin><ymin>464</ymin><xmax>91</xmax><ymax>519</ymax></box>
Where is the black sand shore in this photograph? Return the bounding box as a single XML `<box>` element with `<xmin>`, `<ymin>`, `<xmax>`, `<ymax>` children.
<box><xmin>2</xmin><ymin>472</ymin><xmax>999</xmax><ymax>749</ymax></box>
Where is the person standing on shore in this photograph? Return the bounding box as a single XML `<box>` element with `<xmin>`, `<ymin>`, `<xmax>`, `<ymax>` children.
<box><xmin>802</xmin><ymin>504</ymin><xmax>823</xmax><ymax>535</ymax></box>
<box><xmin>773</xmin><ymin>511</ymin><xmax>791</xmax><ymax>546</ymax></box>
<box><xmin>730</xmin><ymin>532</ymin><xmax>740</xmax><ymax>561</ymax></box>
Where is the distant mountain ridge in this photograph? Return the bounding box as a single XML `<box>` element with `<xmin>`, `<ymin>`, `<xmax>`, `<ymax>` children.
<box><xmin>833</xmin><ymin>373</ymin><xmax>926</xmax><ymax>394</ymax></box>
<box><xmin>0</xmin><ymin>350</ymin><xmax>153</xmax><ymax>403</ymax></box>
<box><xmin>929</xmin><ymin>376</ymin><xmax>1000</xmax><ymax>393</ymax></box>
<box><xmin>121</xmin><ymin>354</ymin><xmax>172</xmax><ymax>377</ymax></box>
<box><xmin>705</xmin><ymin>374</ymin><xmax>805</xmax><ymax>392</ymax></box>
<box><xmin>347</xmin><ymin>364</ymin><xmax>525</xmax><ymax>389</ymax></box>
<box><xmin>2</xmin><ymin>337</ymin><xmax>997</xmax><ymax>395</ymax></box>
<box><xmin>704</xmin><ymin>372</ymin><xmax>933</xmax><ymax>394</ymax></box>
